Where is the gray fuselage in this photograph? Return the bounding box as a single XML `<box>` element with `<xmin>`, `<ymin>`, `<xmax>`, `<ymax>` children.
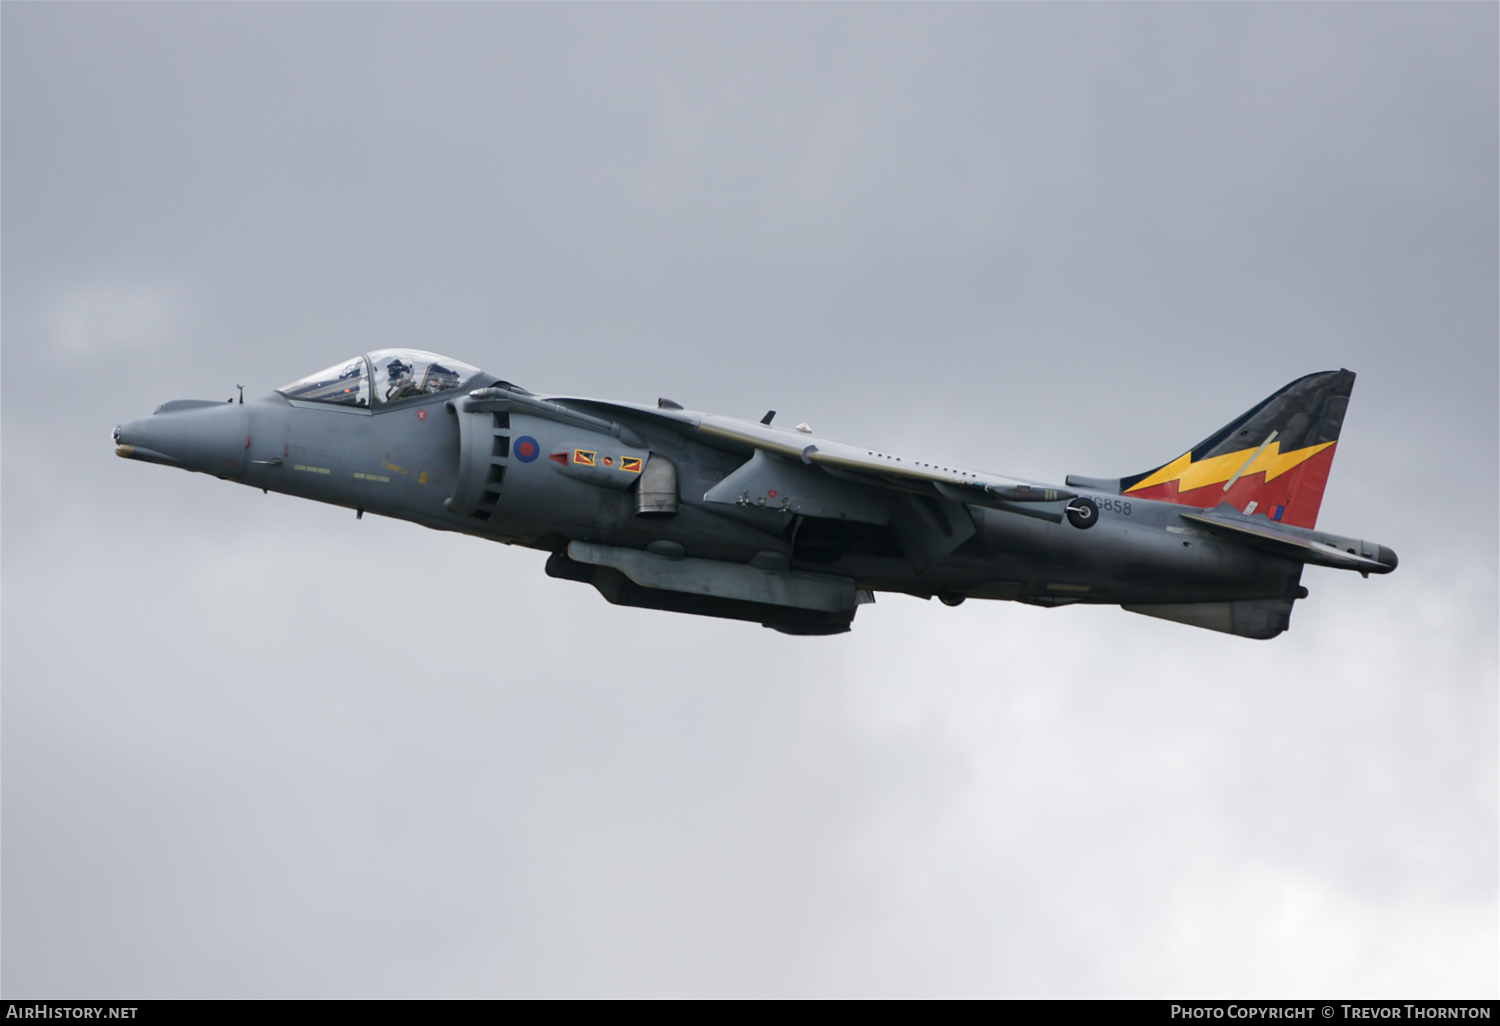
<box><xmin>115</xmin><ymin>382</ymin><xmax>1319</xmax><ymax>636</ymax></box>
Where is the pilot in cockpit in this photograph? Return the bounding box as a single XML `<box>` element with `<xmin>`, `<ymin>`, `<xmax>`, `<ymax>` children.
<box><xmin>383</xmin><ymin>358</ymin><xmax>421</xmax><ymax>402</ymax></box>
<box><xmin>279</xmin><ymin>350</ymin><xmax>482</xmax><ymax>408</ymax></box>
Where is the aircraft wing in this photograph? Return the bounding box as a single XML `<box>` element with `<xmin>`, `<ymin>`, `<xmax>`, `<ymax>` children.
<box><xmin>689</xmin><ymin>414</ymin><xmax>1074</xmax><ymax>505</ymax></box>
<box><xmin>470</xmin><ymin>387</ymin><xmax>1074</xmax><ymax>510</ymax></box>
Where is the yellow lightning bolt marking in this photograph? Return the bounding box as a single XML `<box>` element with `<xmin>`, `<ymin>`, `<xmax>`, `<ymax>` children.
<box><xmin>1124</xmin><ymin>441</ymin><xmax>1335</xmax><ymax>494</ymax></box>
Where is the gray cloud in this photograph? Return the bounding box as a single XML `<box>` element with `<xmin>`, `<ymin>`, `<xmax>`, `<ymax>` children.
<box><xmin>3</xmin><ymin>3</ymin><xmax>1494</xmax><ymax>997</ymax></box>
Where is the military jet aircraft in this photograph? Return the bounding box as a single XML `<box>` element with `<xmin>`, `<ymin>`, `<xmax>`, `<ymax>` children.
<box><xmin>114</xmin><ymin>351</ymin><xmax>1395</xmax><ymax>637</ymax></box>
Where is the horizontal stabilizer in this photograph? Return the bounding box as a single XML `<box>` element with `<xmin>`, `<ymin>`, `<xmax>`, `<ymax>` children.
<box><xmin>1179</xmin><ymin>510</ymin><xmax>1396</xmax><ymax>574</ymax></box>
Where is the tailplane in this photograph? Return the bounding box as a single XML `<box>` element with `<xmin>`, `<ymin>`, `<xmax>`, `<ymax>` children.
<box><xmin>1071</xmin><ymin>370</ymin><xmax>1355</xmax><ymax>529</ymax></box>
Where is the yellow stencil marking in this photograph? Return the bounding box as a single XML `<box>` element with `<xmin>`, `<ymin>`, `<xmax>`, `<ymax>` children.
<box><xmin>381</xmin><ymin>462</ymin><xmax>408</xmax><ymax>474</ymax></box>
<box><xmin>419</xmin><ymin>471</ymin><xmax>429</xmax><ymax>484</ymax></box>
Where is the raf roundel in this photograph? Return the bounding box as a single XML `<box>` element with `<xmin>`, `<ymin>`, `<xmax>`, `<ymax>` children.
<box><xmin>513</xmin><ymin>435</ymin><xmax>540</xmax><ymax>463</ymax></box>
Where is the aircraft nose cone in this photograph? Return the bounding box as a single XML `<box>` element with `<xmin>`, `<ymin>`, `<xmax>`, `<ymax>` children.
<box><xmin>115</xmin><ymin>401</ymin><xmax>250</xmax><ymax>476</ymax></box>
<box><xmin>114</xmin><ymin>415</ymin><xmax>180</xmax><ymax>466</ymax></box>
<box><xmin>1376</xmin><ymin>545</ymin><xmax>1399</xmax><ymax>572</ymax></box>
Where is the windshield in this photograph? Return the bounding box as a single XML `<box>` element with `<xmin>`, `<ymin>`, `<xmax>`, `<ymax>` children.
<box><xmin>369</xmin><ymin>349</ymin><xmax>480</xmax><ymax>405</ymax></box>
<box><xmin>277</xmin><ymin>357</ymin><xmax>370</xmax><ymax>408</ymax></box>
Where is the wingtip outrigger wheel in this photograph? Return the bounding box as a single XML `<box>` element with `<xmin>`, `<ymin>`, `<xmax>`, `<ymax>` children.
<box><xmin>1066</xmin><ymin>496</ymin><xmax>1099</xmax><ymax>529</ymax></box>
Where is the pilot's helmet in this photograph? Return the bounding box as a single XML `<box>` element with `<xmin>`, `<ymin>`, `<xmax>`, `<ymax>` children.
<box><xmin>387</xmin><ymin>358</ymin><xmax>414</xmax><ymax>382</ymax></box>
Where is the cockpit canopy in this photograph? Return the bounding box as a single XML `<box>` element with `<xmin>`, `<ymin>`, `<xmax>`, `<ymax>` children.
<box><xmin>277</xmin><ymin>350</ymin><xmax>482</xmax><ymax>408</ymax></box>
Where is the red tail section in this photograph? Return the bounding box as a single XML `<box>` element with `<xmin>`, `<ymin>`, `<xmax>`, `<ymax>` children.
<box><xmin>1117</xmin><ymin>370</ymin><xmax>1354</xmax><ymax>529</ymax></box>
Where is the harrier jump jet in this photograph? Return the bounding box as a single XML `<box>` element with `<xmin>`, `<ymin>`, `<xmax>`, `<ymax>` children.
<box><xmin>114</xmin><ymin>352</ymin><xmax>1395</xmax><ymax>637</ymax></box>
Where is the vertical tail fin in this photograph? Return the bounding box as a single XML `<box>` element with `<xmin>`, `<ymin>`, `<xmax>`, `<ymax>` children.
<box><xmin>1116</xmin><ymin>370</ymin><xmax>1355</xmax><ymax>529</ymax></box>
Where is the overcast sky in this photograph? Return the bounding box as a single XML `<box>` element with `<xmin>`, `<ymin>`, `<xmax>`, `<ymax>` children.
<box><xmin>3</xmin><ymin>3</ymin><xmax>1495</xmax><ymax>998</ymax></box>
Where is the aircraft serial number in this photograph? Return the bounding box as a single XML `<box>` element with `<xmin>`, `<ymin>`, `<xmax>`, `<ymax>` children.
<box><xmin>1090</xmin><ymin>496</ymin><xmax>1132</xmax><ymax>516</ymax></box>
